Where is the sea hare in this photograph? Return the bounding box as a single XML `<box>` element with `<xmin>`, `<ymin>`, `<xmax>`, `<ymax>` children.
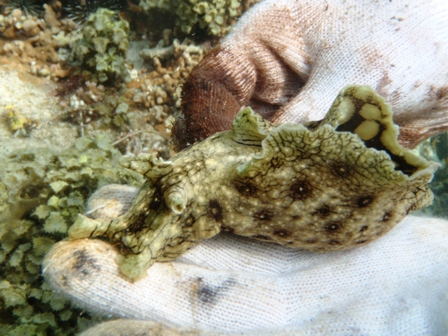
<box><xmin>69</xmin><ymin>86</ymin><xmax>437</xmax><ymax>280</ymax></box>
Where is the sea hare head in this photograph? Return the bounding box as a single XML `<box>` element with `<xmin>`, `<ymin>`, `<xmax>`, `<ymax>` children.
<box><xmin>69</xmin><ymin>85</ymin><xmax>437</xmax><ymax>280</ymax></box>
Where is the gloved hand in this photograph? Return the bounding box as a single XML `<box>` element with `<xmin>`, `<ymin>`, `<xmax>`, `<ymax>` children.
<box><xmin>44</xmin><ymin>194</ymin><xmax>448</xmax><ymax>335</ymax></box>
<box><xmin>175</xmin><ymin>0</ymin><xmax>448</xmax><ymax>150</ymax></box>
<box><xmin>43</xmin><ymin>0</ymin><xmax>448</xmax><ymax>335</ymax></box>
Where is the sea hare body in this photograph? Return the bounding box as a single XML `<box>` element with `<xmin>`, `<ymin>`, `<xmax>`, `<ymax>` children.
<box><xmin>69</xmin><ymin>86</ymin><xmax>437</xmax><ymax>280</ymax></box>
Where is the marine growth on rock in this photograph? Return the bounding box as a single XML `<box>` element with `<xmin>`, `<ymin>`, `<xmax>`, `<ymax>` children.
<box><xmin>63</xmin><ymin>0</ymin><xmax>124</xmax><ymax>25</ymax></box>
<box><xmin>61</xmin><ymin>8</ymin><xmax>130</xmax><ymax>84</ymax></box>
<box><xmin>139</xmin><ymin>0</ymin><xmax>253</xmax><ymax>36</ymax></box>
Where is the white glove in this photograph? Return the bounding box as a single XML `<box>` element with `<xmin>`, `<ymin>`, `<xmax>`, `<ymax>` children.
<box><xmin>44</xmin><ymin>205</ymin><xmax>448</xmax><ymax>335</ymax></box>
<box><xmin>176</xmin><ymin>0</ymin><xmax>448</xmax><ymax>149</ymax></box>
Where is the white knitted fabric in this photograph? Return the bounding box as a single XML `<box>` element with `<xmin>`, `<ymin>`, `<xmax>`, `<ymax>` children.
<box><xmin>44</xmin><ymin>213</ymin><xmax>448</xmax><ymax>335</ymax></box>
<box><xmin>185</xmin><ymin>0</ymin><xmax>448</xmax><ymax>150</ymax></box>
<box><xmin>225</xmin><ymin>0</ymin><xmax>448</xmax><ymax>126</ymax></box>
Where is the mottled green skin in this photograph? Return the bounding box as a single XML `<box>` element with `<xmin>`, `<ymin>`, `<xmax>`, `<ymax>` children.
<box><xmin>69</xmin><ymin>86</ymin><xmax>437</xmax><ymax>280</ymax></box>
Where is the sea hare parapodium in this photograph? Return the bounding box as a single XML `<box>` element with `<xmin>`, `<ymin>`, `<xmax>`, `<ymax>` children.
<box><xmin>69</xmin><ymin>85</ymin><xmax>437</xmax><ymax>280</ymax></box>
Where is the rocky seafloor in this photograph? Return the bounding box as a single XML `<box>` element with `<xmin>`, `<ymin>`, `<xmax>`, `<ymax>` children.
<box><xmin>0</xmin><ymin>0</ymin><xmax>446</xmax><ymax>334</ymax></box>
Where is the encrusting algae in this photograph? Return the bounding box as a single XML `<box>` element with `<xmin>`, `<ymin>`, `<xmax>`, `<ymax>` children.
<box><xmin>69</xmin><ymin>86</ymin><xmax>437</xmax><ymax>280</ymax></box>
<box><xmin>59</xmin><ymin>8</ymin><xmax>130</xmax><ymax>85</ymax></box>
<box><xmin>0</xmin><ymin>133</ymin><xmax>144</xmax><ymax>334</ymax></box>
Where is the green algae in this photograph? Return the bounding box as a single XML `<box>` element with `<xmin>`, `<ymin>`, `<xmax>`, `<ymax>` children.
<box><xmin>0</xmin><ymin>133</ymin><xmax>143</xmax><ymax>335</ymax></box>
<box><xmin>63</xmin><ymin>8</ymin><xmax>130</xmax><ymax>85</ymax></box>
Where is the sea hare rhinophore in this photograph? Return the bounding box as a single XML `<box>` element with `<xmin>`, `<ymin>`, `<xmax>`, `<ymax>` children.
<box><xmin>69</xmin><ymin>86</ymin><xmax>437</xmax><ymax>280</ymax></box>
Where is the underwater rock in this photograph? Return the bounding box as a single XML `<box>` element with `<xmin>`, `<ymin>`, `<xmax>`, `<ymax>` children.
<box><xmin>69</xmin><ymin>86</ymin><xmax>437</xmax><ymax>280</ymax></box>
<box><xmin>139</xmin><ymin>0</ymin><xmax>255</xmax><ymax>36</ymax></box>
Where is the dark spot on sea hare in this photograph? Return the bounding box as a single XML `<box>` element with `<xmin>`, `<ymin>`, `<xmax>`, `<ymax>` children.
<box><xmin>314</xmin><ymin>205</ymin><xmax>331</xmax><ymax>218</ymax></box>
<box><xmin>289</xmin><ymin>179</ymin><xmax>313</xmax><ymax>201</ymax></box>
<box><xmin>254</xmin><ymin>209</ymin><xmax>273</xmax><ymax>221</ymax></box>
<box><xmin>273</xmin><ymin>229</ymin><xmax>292</xmax><ymax>238</ymax></box>
<box><xmin>183</xmin><ymin>215</ymin><xmax>195</xmax><ymax>227</ymax></box>
<box><xmin>325</xmin><ymin>222</ymin><xmax>343</xmax><ymax>233</ymax></box>
<box><xmin>149</xmin><ymin>185</ymin><xmax>163</xmax><ymax>210</ymax></box>
<box><xmin>208</xmin><ymin>199</ymin><xmax>223</xmax><ymax>222</ymax></box>
<box><xmin>382</xmin><ymin>211</ymin><xmax>392</xmax><ymax>222</ymax></box>
<box><xmin>234</xmin><ymin>180</ymin><xmax>258</xmax><ymax>197</ymax></box>
<box><xmin>127</xmin><ymin>218</ymin><xmax>147</xmax><ymax>234</ymax></box>
<box><xmin>357</xmin><ymin>196</ymin><xmax>374</xmax><ymax>208</ymax></box>
<box><xmin>331</xmin><ymin>162</ymin><xmax>352</xmax><ymax>177</ymax></box>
